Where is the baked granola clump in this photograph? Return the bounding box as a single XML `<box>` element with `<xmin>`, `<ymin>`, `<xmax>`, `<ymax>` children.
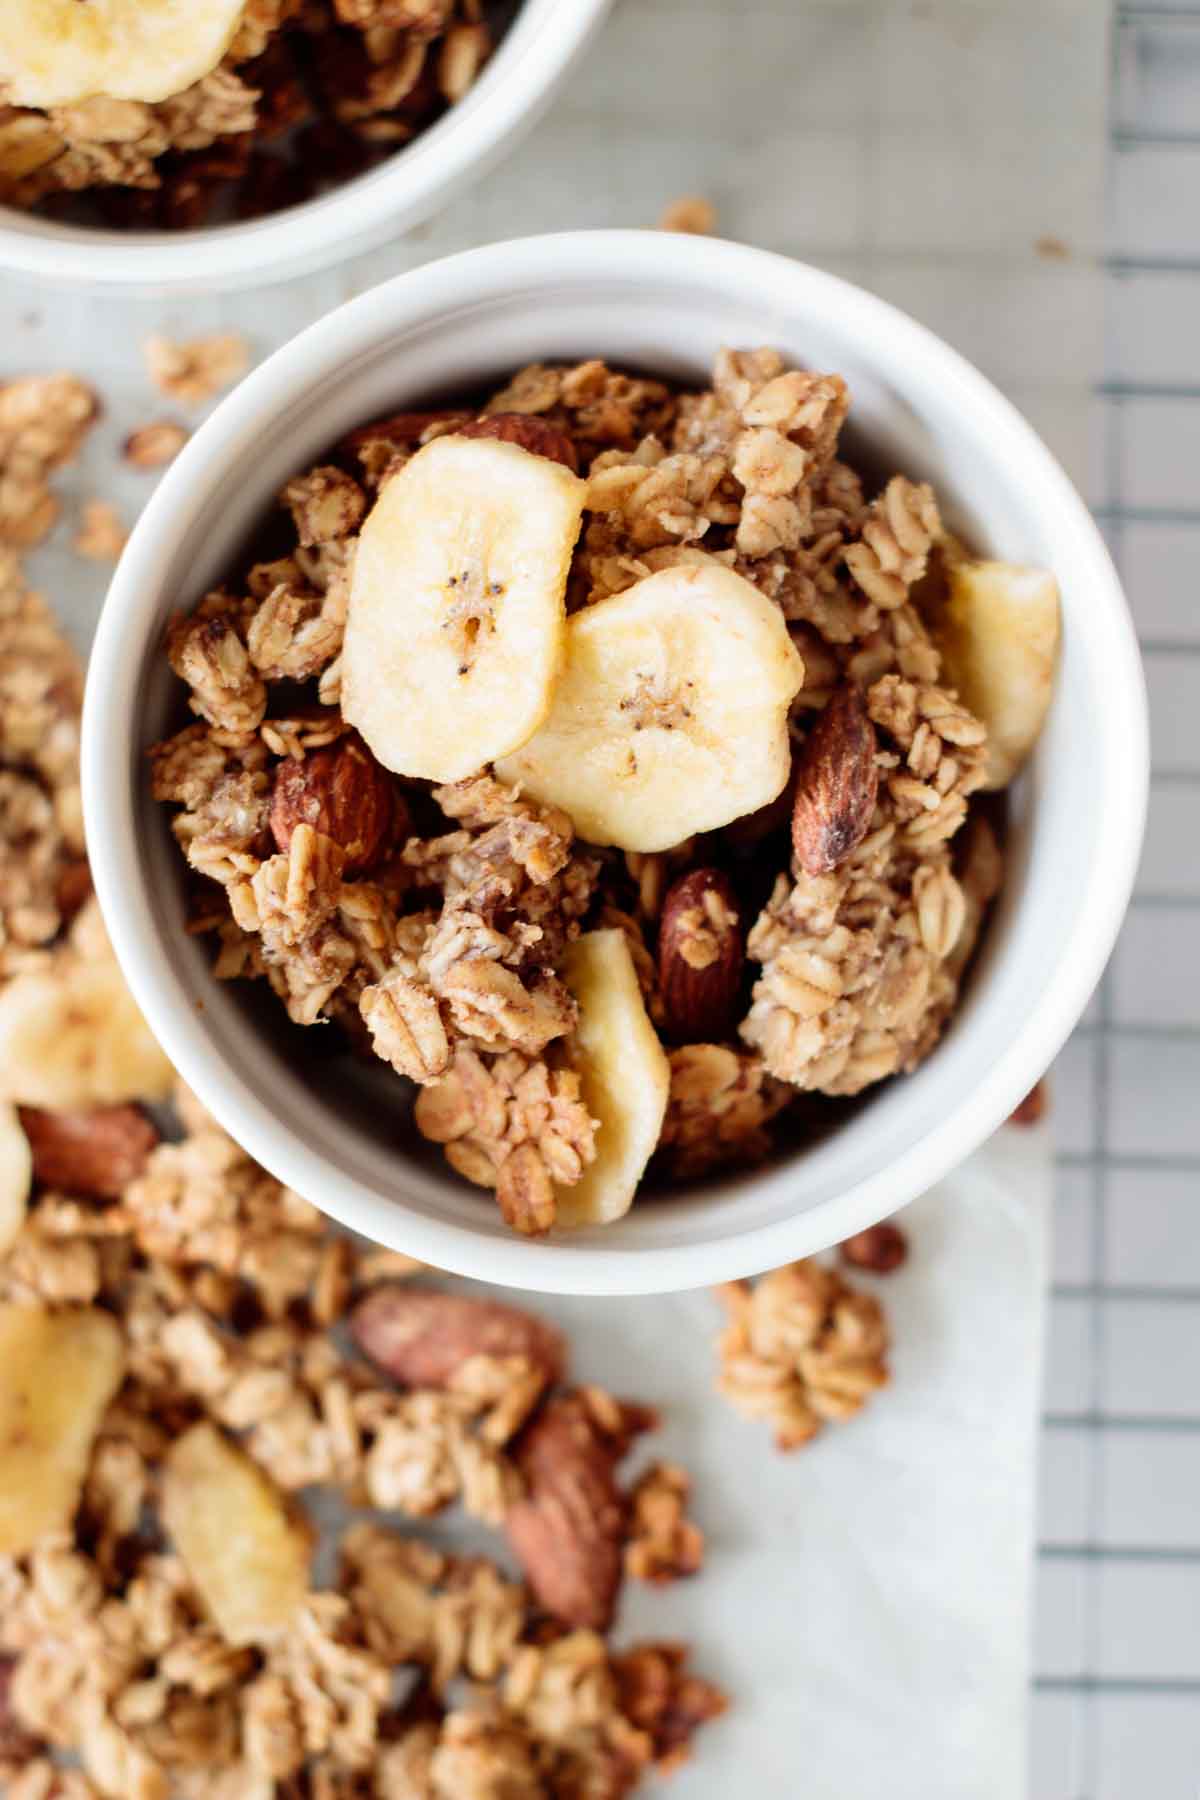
<box><xmin>151</xmin><ymin>347</ymin><xmax>1024</xmax><ymax>1237</ymax></box>
<box><xmin>0</xmin><ymin>0</ymin><xmax>505</xmax><ymax>229</ymax></box>
<box><xmin>714</xmin><ymin>1260</ymin><xmax>889</xmax><ymax>1450</ymax></box>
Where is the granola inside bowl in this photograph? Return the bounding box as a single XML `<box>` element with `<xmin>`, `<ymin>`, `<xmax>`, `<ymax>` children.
<box><xmin>149</xmin><ymin>349</ymin><xmax>1046</xmax><ymax>1240</ymax></box>
<box><xmin>0</xmin><ymin>0</ymin><xmax>609</xmax><ymax>286</ymax></box>
<box><xmin>81</xmin><ymin>234</ymin><xmax>1147</xmax><ymax>1291</ymax></box>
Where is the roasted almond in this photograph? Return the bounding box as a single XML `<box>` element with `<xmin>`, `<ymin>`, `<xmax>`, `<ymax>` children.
<box><xmin>339</xmin><ymin>408</ymin><xmax>473</xmax><ymax>454</ymax></box>
<box><xmin>18</xmin><ymin>1103</ymin><xmax>159</xmax><ymax>1199</ymax></box>
<box><xmin>350</xmin><ymin>1285</ymin><xmax>566</xmax><ymax>1390</ymax></box>
<box><xmin>839</xmin><ymin>1220</ymin><xmax>908</xmax><ymax>1275</ymax></box>
<box><xmin>657</xmin><ymin>868</ymin><xmax>743</xmax><ymax>1043</ymax></box>
<box><xmin>791</xmin><ymin>683</ymin><xmax>879</xmax><ymax>875</ymax></box>
<box><xmin>460</xmin><ymin>412</ymin><xmax>579</xmax><ymax>473</ymax></box>
<box><xmin>505</xmin><ymin>1391</ymin><xmax>629</xmax><ymax>1630</ymax></box>
<box><xmin>1007</xmin><ymin>1079</ymin><xmax>1047</xmax><ymax>1127</ymax></box>
<box><xmin>269</xmin><ymin>733</ymin><xmax>401</xmax><ymax>876</ymax></box>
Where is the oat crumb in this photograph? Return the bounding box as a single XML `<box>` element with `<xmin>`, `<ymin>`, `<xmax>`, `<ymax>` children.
<box><xmin>72</xmin><ymin>499</ymin><xmax>127</xmax><ymax>562</ymax></box>
<box><xmin>143</xmin><ymin>333</ymin><xmax>250</xmax><ymax>406</ymax></box>
<box><xmin>658</xmin><ymin>194</ymin><xmax>717</xmax><ymax>235</ymax></box>
<box><xmin>123</xmin><ymin>420</ymin><xmax>189</xmax><ymax>469</ymax></box>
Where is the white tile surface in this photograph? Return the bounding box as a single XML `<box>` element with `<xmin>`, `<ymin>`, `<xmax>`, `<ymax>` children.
<box><xmin>1035</xmin><ymin>1559</ymin><xmax>1091</xmax><ymax>1679</ymax></box>
<box><xmin>1101</xmin><ymin>1299</ymin><xmax>1200</xmax><ymax>1417</ymax></box>
<box><xmin>1052</xmin><ymin>1164</ymin><xmax>1097</xmax><ymax>1286</ymax></box>
<box><xmin>1053</xmin><ymin>1036</ymin><xmax>1100</xmax><ymax>1158</ymax></box>
<box><xmin>1120</xmin><ymin>398</ymin><xmax>1200</xmax><ymax>510</ymax></box>
<box><xmin>1109</xmin><ymin>1036</ymin><xmax>1200</xmax><ymax>1159</ymax></box>
<box><xmin>1108</xmin><ymin>272</ymin><xmax>1200</xmax><ymax>385</ymax></box>
<box><xmin>1119</xmin><ymin>520</ymin><xmax>1200</xmax><ymax>644</ymax></box>
<box><xmin>1112</xmin><ymin>144</ymin><xmax>1200</xmax><ymax>260</ymax></box>
<box><xmin>1104</xmin><ymin>1167</ymin><xmax>1200</xmax><ymax>1286</ymax></box>
<box><xmin>1096</xmin><ymin>1562</ymin><xmax>1200</xmax><ymax>1679</ymax></box>
<box><xmin>1111</xmin><ymin>905</ymin><xmax>1200</xmax><ymax>1027</ymax></box>
<box><xmin>1039</xmin><ymin>1425</ymin><xmax>1093</xmax><ymax>1545</ymax></box>
<box><xmin>1045</xmin><ymin>1295</ymin><xmax>1095</xmax><ymax>1416</ymax></box>
<box><xmin>1095</xmin><ymin>1695</ymin><xmax>1200</xmax><ymax>1800</ymax></box>
<box><xmin>1099</xmin><ymin>1430</ymin><xmax>1200</xmax><ymax>1548</ymax></box>
<box><xmin>1144</xmin><ymin>651</ymin><xmax>1200</xmax><ymax>774</ymax></box>
<box><xmin>1138</xmin><ymin>785</ymin><xmax>1200</xmax><ymax>898</ymax></box>
<box><xmin>1030</xmin><ymin>1690</ymin><xmax>1088</xmax><ymax>1800</ymax></box>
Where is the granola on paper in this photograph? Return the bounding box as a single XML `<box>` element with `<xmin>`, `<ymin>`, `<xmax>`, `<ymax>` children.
<box><xmin>714</xmin><ymin>1260</ymin><xmax>889</xmax><ymax>1450</ymax></box>
<box><xmin>152</xmin><ymin>347</ymin><xmax>1026</xmax><ymax>1235</ymax></box>
<box><xmin>0</xmin><ymin>1079</ymin><xmax>724</xmax><ymax>1795</ymax></box>
<box><xmin>1</xmin><ymin>0</ymin><xmax>506</xmax><ymax>229</ymax></box>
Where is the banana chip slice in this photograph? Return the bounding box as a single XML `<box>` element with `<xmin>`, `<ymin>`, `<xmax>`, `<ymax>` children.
<box><xmin>343</xmin><ymin>434</ymin><xmax>586</xmax><ymax>784</ymax></box>
<box><xmin>0</xmin><ymin>0</ymin><xmax>247</xmax><ymax>109</ymax></box>
<box><xmin>496</xmin><ymin>563</ymin><xmax>804</xmax><ymax>852</ymax></box>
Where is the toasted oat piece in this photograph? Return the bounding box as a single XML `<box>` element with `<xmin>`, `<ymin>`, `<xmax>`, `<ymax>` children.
<box><xmin>658</xmin><ymin>194</ymin><xmax>717</xmax><ymax>235</ymax></box>
<box><xmin>72</xmin><ymin>498</ymin><xmax>127</xmax><ymax>561</ymax></box>
<box><xmin>143</xmin><ymin>332</ymin><xmax>249</xmax><ymax>406</ymax></box>
<box><xmin>123</xmin><ymin>420</ymin><xmax>188</xmax><ymax>468</ymax></box>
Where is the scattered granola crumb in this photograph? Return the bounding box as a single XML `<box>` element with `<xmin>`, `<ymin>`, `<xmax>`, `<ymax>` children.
<box><xmin>1034</xmin><ymin>234</ymin><xmax>1070</xmax><ymax>260</ymax></box>
<box><xmin>0</xmin><ymin>373</ymin><xmax>98</xmax><ymax>549</ymax></box>
<box><xmin>715</xmin><ymin>1259</ymin><xmax>889</xmax><ymax>1450</ymax></box>
<box><xmin>143</xmin><ymin>333</ymin><xmax>249</xmax><ymax>407</ymax></box>
<box><xmin>625</xmin><ymin>1461</ymin><xmax>705</xmax><ymax>1585</ymax></box>
<box><xmin>123</xmin><ymin>421</ymin><xmax>189</xmax><ymax>469</ymax></box>
<box><xmin>659</xmin><ymin>194</ymin><xmax>717</xmax><ymax>235</ymax></box>
<box><xmin>840</xmin><ymin>1219</ymin><xmax>908</xmax><ymax>1275</ymax></box>
<box><xmin>1008</xmin><ymin>1078</ymin><xmax>1048</xmax><ymax>1126</ymax></box>
<box><xmin>72</xmin><ymin>499</ymin><xmax>127</xmax><ymax>562</ymax></box>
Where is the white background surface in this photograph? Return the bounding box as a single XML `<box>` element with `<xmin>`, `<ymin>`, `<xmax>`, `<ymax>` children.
<box><xmin>13</xmin><ymin>0</ymin><xmax>1189</xmax><ymax>1795</ymax></box>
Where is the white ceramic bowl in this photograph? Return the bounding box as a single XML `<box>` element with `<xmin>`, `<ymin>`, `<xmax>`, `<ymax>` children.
<box><xmin>0</xmin><ymin>0</ymin><xmax>609</xmax><ymax>291</ymax></box>
<box><xmin>82</xmin><ymin>230</ymin><xmax>1148</xmax><ymax>1294</ymax></box>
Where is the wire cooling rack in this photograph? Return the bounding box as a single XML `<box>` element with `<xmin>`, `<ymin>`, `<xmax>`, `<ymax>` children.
<box><xmin>1032</xmin><ymin>6</ymin><xmax>1200</xmax><ymax>1795</ymax></box>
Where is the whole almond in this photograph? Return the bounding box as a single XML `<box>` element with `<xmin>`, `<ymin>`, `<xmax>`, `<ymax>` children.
<box><xmin>657</xmin><ymin>868</ymin><xmax>743</xmax><ymax>1042</ymax></box>
<box><xmin>340</xmin><ymin>409</ymin><xmax>473</xmax><ymax>453</ymax></box>
<box><xmin>840</xmin><ymin>1220</ymin><xmax>908</xmax><ymax>1275</ymax></box>
<box><xmin>351</xmin><ymin>1286</ymin><xmax>566</xmax><ymax>1391</ymax></box>
<box><xmin>461</xmin><ymin>412</ymin><xmax>579</xmax><ymax>473</ymax></box>
<box><xmin>791</xmin><ymin>683</ymin><xmax>879</xmax><ymax>875</ymax></box>
<box><xmin>18</xmin><ymin>1104</ymin><xmax>159</xmax><ymax>1200</ymax></box>
<box><xmin>505</xmin><ymin>1392</ymin><xmax>627</xmax><ymax>1630</ymax></box>
<box><xmin>269</xmin><ymin>734</ymin><xmax>401</xmax><ymax>876</ymax></box>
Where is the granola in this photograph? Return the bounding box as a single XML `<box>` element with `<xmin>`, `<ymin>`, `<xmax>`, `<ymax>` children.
<box><xmin>0</xmin><ymin>0</ymin><xmax>506</xmax><ymax>229</ymax></box>
<box><xmin>0</xmin><ymin>1078</ymin><xmax>724</xmax><ymax>1796</ymax></box>
<box><xmin>151</xmin><ymin>347</ymin><xmax>1049</xmax><ymax>1235</ymax></box>
<box><xmin>715</xmin><ymin>1260</ymin><xmax>889</xmax><ymax>1450</ymax></box>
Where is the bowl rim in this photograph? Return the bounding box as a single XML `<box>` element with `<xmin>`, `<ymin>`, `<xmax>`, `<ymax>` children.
<box><xmin>82</xmin><ymin>230</ymin><xmax>1149</xmax><ymax>1294</ymax></box>
<box><xmin>0</xmin><ymin>0</ymin><xmax>611</xmax><ymax>290</ymax></box>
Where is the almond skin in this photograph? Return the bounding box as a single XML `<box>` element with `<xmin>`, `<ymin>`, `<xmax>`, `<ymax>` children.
<box><xmin>269</xmin><ymin>734</ymin><xmax>401</xmax><ymax>876</ymax></box>
<box><xmin>18</xmin><ymin>1104</ymin><xmax>159</xmax><ymax>1200</ymax></box>
<box><xmin>350</xmin><ymin>1286</ymin><xmax>566</xmax><ymax>1391</ymax></box>
<box><xmin>460</xmin><ymin>413</ymin><xmax>579</xmax><ymax>473</ymax></box>
<box><xmin>791</xmin><ymin>684</ymin><xmax>879</xmax><ymax>875</ymax></box>
<box><xmin>1007</xmin><ymin>1079</ymin><xmax>1047</xmax><ymax>1127</ymax></box>
<box><xmin>839</xmin><ymin>1220</ymin><xmax>908</xmax><ymax>1275</ymax></box>
<box><xmin>340</xmin><ymin>409</ymin><xmax>473</xmax><ymax>453</ymax></box>
<box><xmin>657</xmin><ymin>868</ymin><xmax>743</xmax><ymax>1043</ymax></box>
<box><xmin>505</xmin><ymin>1392</ymin><xmax>627</xmax><ymax>1630</ymax></box>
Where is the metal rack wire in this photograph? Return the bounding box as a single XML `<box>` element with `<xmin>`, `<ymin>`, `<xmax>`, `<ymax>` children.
<box><xmin>1032</xmin><ymin>4</ymin><xmax>1200</xmax><ymax>1793</ymax></box>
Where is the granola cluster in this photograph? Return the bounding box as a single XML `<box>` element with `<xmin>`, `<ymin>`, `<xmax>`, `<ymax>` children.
<box><xmin>153</xmin><ymin>348</ymin><xmax>1003</xmax><ymax>1234</ymax></box>
<box><xmin>0</xmin><ymin>0</ymin><xmax>501</xmax><ymax>228</ymax></box>
<box><xmin>715</xmin><ymin>1260</ymin><xmax>890</xmax><ymax>1451</ymax></box>
<box><xmin>0</xmin><ymin>1081</ymin><xmax>723</xmax><ymax>1799</ymax></box>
